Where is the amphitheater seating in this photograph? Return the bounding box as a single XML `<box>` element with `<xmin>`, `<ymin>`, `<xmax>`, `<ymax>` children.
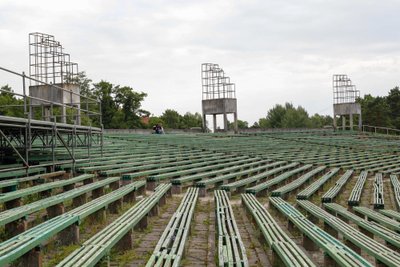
<box><xmin>245</xmin><ymin>164</ymin><xmax>312</xmax><ymax>195</ymax></box>
<box><xmin>296</xmin><ymin>168</ymin><xmax>340</xmax><ymax>199</ymax></box>
<box><xmin>324</xmin><ymin>203</ymin><xmax>400</xmax><ymax>249</ymax></box>
<box><xmin>145</xmin><ymin>187</ymin><xmax>198</xmax><ymax>267</ymax></box>
<box><xmin>241</xmin><ymin>194</ymin><xmax>315</xmax><ymax>266</ymax></box>
<box><xmin>380</xmin><ymin>209</ymin><xmax>400</xmax><ymax>222</ymax></box>
<box><xmin>269</xmin><ymin>197</ymin><xmax>371</xmax><ymax>266</ymax></box>
<box><xmin>0</xmin><ymin>181</ymin><xmax>146</xmax><ymax>266</ymax></box>
<box><xmin>0</xmin><ymin>174</ymin><xmax>95</xmax><ymax>209</ymax></box>
<box><xmin>0</xmin><ymin>167</ymin><xmax>46</xmax><ymax>180</ymax></box>
<box><xmin>373</xmin><ymin>173</ymin><xmax>385</xmax><ymax>209</ymax></box>
<box><xmin>353</xmin><ymin>206</ymin><xmax>400</xmax><ymax>232</ymax></box>
<box><xmin>56</xmin><ymin>183</ymin><xmax>171</xmax><ymax>267</ymax></box>
<box><xmin>390</xmin><ymin>174</ymin><xmax>400</xmax><ymax>210</ymax></box>
<box><xmin>271</xmin><ymin>166</ymin><xmax>326</xmax><ymax>197</ymax></box>
<box><xmin>297</xmin><ymin>200</ymin><xmax>400</xmax><ymax>266</ymax></box>
<box><xmin>215</xmin><ymin>190</ymin><xmax>248</xmax><ymax>266</ymax></box>
<box><xmin>348</xmin><ymin>171</ymin><xmax>368</xmax><ymax>206</ymax></box>
<box><xmin>321</xmin><ymin>170</ymin><xmax>353</xmax><ymax>203</ymax></box>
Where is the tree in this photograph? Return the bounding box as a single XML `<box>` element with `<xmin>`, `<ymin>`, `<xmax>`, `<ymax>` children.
<box><xmin>92</xmin><ymin>81</ymin><xmax>117</xmax><ymax>128</ymax></box>
<box><xmin>387</xmin><ymin>87</ymin><xmax>400</xmax><ymax>129</ymax></box>
<box><xmin>281</xmin><ymin>105</ymin><xmax>310</xmax><ymax>128</ymax></box>
<box><xmin>358</xmin><ymin>94</ymin><xmax>392</xmax><ymax>127</ymax></box>
<box><xmin>0</xmin><ymin>85</ymin><xmax>24</xmax><ymax>117</ymax></box>
<box><xmin>180</xmin><ymin>112</ymin><xmax>202</xmax><ymax>129</ymax></box>
<box><xmin>160</xmin><ymin>109</ymin><xmax>182</xmax><ymax>129</ymax></box>
<box><xmin>229</xmin><ymin>120</ymin><xmax>248</xmax><ymax>129</ymax></box>
<box><xmin>114</xmin><ymin>86</ymin><xmax>148</xmax><ymax>127</ymax></box>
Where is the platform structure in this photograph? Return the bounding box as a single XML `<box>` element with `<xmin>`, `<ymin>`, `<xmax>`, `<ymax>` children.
<box><xmin>332</xmin><ymin>74</ymin><xmax>362</xmax><ymax>131</ymax></box>
<box><xmin>201</xmin><ymin>63</ymin><xmax>238</xmax><ymax>133</ymax></box>
<box><xmin>0</xmin><ymin>34</ymin><xmax>103</xmax><ymax>174</ymax></box>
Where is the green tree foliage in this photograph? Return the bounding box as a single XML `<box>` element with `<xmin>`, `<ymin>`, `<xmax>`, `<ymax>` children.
<box><xmin>181</xmin><ymin>112</ymin><xmax>203</xmax><ymax>129</ymax></box>
<box><xmin>386</xmin><ymin>87</ymin><xmax>400</xmax><ymax>129</ymax></box>
<box><xmin>358</xmin><ymin>94</ymin><xmax>392</xmax><ymax>127</ymax></box>
<box><xmin>258</xmin><ymin>102</ymin><xmax>332</xmax><ymax>129</ymax></box>
<box><xmin>228</xmin><ymin>119</ymin><xmax>249</xmax><ymax>129</ymax></box>
<box><xmin>0</xmin><ymin>85</ymin><xmax>24</xmax><ymax>117</ymax></box>
<box><xmin>160</xmin><ymin>109</ymin><xmax>181</xmax><ymax>129</ymax></box>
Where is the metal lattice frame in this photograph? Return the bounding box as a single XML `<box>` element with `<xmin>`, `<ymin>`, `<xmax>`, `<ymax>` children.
<box><xmin>202</xmin><ymin>63</ymin><xmax>236</xmax><ymax>100</ymax></box>
<box><xmin>333</xmin><ymin>74</ymin><xmax>360</xmax><ymax>104</ymax></box>
<box><xmin>29</xmin><ymin>32</ymin><xmax>78</xmax><ymax>85</ymax></box>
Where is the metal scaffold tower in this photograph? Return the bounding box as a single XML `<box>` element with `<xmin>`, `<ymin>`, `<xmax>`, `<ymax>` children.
<box><xmin>0</xmin><ymin>32</ymin><xmax>103</xmax><ymax>174</ymax></box>
<box><xmin>201</xmin><ymin>63</ymin><xmax>238</xmax><ymax>133</ymax></box>
<box><xmin>332</xmin><ymin>74</ymin><xmax>362</xmax><ymax>130</ymax></box>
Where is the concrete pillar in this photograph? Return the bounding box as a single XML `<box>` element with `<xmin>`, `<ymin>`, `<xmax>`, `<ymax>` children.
<box><xmin>5</xmin><ymin>219</ymin><xmax>27</xmax><ymax>238</ymax></box>
<box><xmin>172</xmin><ymin>185</ymin><xmax>182</xmax><ymax>194</ymax></box>
<box><xmin>73</xmin><ymin>193</ymin><xmax>87</xmax><ymax>207</ymax></box>
<box><xmin>349</xmin><ymin>113</ymin><xmax>353</xmax><ymax>130</ymax></box>
<box><xmin>324</xmin><ymin>254</ymin><xmax>338</xmax><ymax>267</ymax></box>
<box><xmin>342</xmin><ymin>116</ymin><xmax>346</xmax><ymax>130</ymax></box>
<box><xmin>109</xmin><ymin>199</ymin><xmax>123</xmax><ymax>214</ymax></box>
<box><xmin>21</xmin><ymin>246</ymin><xmax>42</xmax><ymax>267</ymax></box>
<box><xmin>46</xmin><ymin>203</ymin><xmax>65</xmax><ymax>218</ymax></box>
<box><xmin>233</xmin><ymin>112</ymin><xmax>238</xmax><ymax>134</ymax></box>
<box><xmin>116</xmin><ymin>230</ymin><xmax>133</xmax><ymax>251</ymax></box>
<box><xmin>123</xmin><ymin>190</ymin><xmax>136</xmax><ymax>203</ymax></box>
<box><xmin>147</xmin><ymin>181</ymin><xmax>157</xmax><ymax>191</ymax></box>
<box><xmin>61</xmin><ymin>106</ymin><xmax>67</xmax><ymax>124</ymax></box>
<box><xmin>303</xmin><ymin>234</ymin><xmax>318</xmax><ymax>251</ymax></box>
<box><xmin>333</xmin><ymin>115</ymin><xmax>337</xmax><ymax>130</ymax></box>
<box><xmin>63</xmin><ymin>184</ymin><xmax>75</xmax><ymax>192</ymax></box>
<box><xmin>358</xmin><ymin>112</ymin><xmax>362</xmax><ymax>130</ymax></box>
<box><xmin>92</xmin><ymin>187</ymin><xmax>104</xmax><ymax>199</ymax></box>
<box><xmin>345</xmin><ymin>239</ymin><xmax>361</xmax><ymax>254</ymax></box>
<box><xmin>223</xmin><ymin>112</ymin><xmax>228</xmax><ymax>131</ymax></box>
<box><xmin>5</xmin><ymin>198</ymin><xmax>22</xmax><ymax>209</ymax></box>
<box><xmin>110</xmin><ymin>180</ymin><xmax>120</xmax><ymax>190</ymax></box>
<box><xmin>59</xmin><ymin>223</ymin><xmax>79</xmax><ymax>245</ymax></box>
<box><xmin>135</xmin><ymin>215</ymin><xmax>148</xmax><ymax>230</ymax></box>
<box><xmin>324</xmin><ymin>222</ymin><xmax>338</xmax><ymax>238</ymax></box>
<box><xmin>199</xmin><ymin>187</ymin><xmax>207</xmax><ymax>197</ymax></box>
<box><xmin>202</xmin><ymin>114</ymin><xmax>207</xmax><ymax>132</ymax></box>
<box><xmin>149</xmin><ymin>204</ymin><xmax>159</xmax><ymax>216</ymax></box>
<box><xmin>213</xmin><ymin>114</ymin><xmax>217</xmax><ymax>132</ymax></box>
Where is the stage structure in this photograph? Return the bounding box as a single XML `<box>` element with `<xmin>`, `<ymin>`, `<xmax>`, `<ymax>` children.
<box><xmin>333</xmin><ymin>74</ymin><xmax>362</xmax><ymax>130</ymax></box>
<box><xmin>201</xmin><ymin>63</ymin><xmax>238</xmax><ymax>133</ymax></box>
<box><xmin>0</xmin><ymin>32</ymin><xmax>103</xmax><ymax>173</ymax></box>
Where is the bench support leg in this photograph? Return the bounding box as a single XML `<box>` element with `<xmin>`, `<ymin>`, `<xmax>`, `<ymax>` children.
<box><xmin>172</xmin><ymin>185</ymin><xmax>181</xmax><ymax>194</ymax></box>
<box><xmin>147</xmin><ymin>181</ymin><xmax>157</xmax><ymax>191</ymax></box>
<box><xmin>303</xmin><ymin>234</ymin><xmax>318</xmax><ymax>251</ymax></box>
<box><xmin>324</xmin><ymin>222</ymin><xmax>338</xmax><ymax>239</ymax></box>
<box><xmin>5</xmin><ymin>219</ymin><xmax>27</xmax><ymax>238</ymax></box>
<box><xmin>92</xmin><ymin>187</ymin><xmax>104</xmax><ymax>199</ymax></box>
<box><xmin>5</xmin><ymin>198</ymin><xmax>22</xmax><ymax>209</ymax></box>
<box><xmin>124</xmin><ymin>190</ymin><xmax>136</xmax><ymax>203</ymax></box>
<box><xmin>110</xmin><ymin>180</ymin><xmax>120</xmax><ymax>190</ymax></box>
<box><xmin>135</xmin><ymin>215</ymin><xmax>148</xmax><ymax>230</ymax></box>
<box><xmin>110</xmin><ymin>199</ymin><xmax>123</xmax><ymax>214</ymax></box>
<box><xmin>46</xmin><ymin>203</ymin><xmax>65</xmax><ymax>218</ymax></box>
<box><xmin>40</xmin><ymin>189</ymin><xmax>52</xmax><ymax>198</ymax></box>
<box><xmin>344</xmin><ymin>239</ymin><xmax>361</xmax><ymax>255</ymax></box>
<box><xmin>287</xmin><ymin>220</ymin><xmax>295</xmax><ymax>232</ymax></box>
<box><xmin>91</xmin><ymin>207</ymin><xmax>106</xmax><ymax>223</ymax></box>
<box><xmin>83</xmin><ymin>177</ymin><xmax>94</xmax><ymax>185</ymax></box>
<box><xmin>149</xmin><ymin>204</ymin><xmax>159</xmax><ymax>217</ymax></box>
<box><xmin>159</xmin><ymin>195</ymin><xmax>166</xmax><ymax>206</ymax></box>
<box><xmin>116</xmin><ymin>229</ymin><xmax>133</xmax><ymax>251</ymax></box>
<box><xmin>21</xmin><ymin>246</ymin><xmax>42</xmax><ymax>267</ymax></box>
<box><xmin>63</xmin><ymin>184</ymin><xmax>75</xmax><ymax>192</ymax></box>
<box><xmin>72</xmin><ymin>193</ymin><xmax>88</xmax><ymax>207</ymax></box>
<box><xmin>359</xmin><ymin>227</ymin><xmax>373</xmax><ymax>238</ymax></box>
<box><xmin>59</xmin><ymin>223</ymin><xmax>80</xmax><ymax>245</ymax></box>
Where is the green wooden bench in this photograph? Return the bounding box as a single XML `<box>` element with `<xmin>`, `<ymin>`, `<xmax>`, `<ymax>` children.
<box><xmin>296</xmin><ymin>168</ymin><xmax>340</xmax><ymax>199</ymax></box>
<box><xmin>0</xmin><ymin>174</ymin><xmax>95</xmax><ymax>209</ymax></box>
<box><xmin>0</xmin><ymin>181</ymin><xmax>146</xmax><ymax>267</ymax></box>
<box><xmin>297</xmin><ymin>200</ymin><xmax>400</xmax><ymax>266</ymax></box>
<box><xmin>380</xmin><ymin>209</ymin><xmax>400</xmax><ymax>222</ymax></box>
<box><xmin>56</xmin><ymin>183</ymin><xmax>172</xmax><ymax>267</ymax></box>
<box><xmin>348</xmin><ymin>171</ymin><xmax>368</xmax><ymax>206</ymax></box>
<box><xmin>390</xmin><ymin>175</ymin><xmax>400</xmax><ymax>210</ymax></box>
<box><xmin>215</xmin><ymin>190</ymin><xmax>248</xmax><ymax>266</ymax></box>
<box><xmin>373</xmin><ymin>173</ymin><xmax>385</xmax><ymax>209</ymax></box>
<box><xmin>324</xmin><ymin>203</ymin><xmax>400</xmax><ymax>249</ymax></box>
<box><xmin>145</xmin><ymin>187</ymin><xmax>198</xmax><ymax>267</ymax></box>
<box><xmin>241</xmin><ymin>193</ymin><xmax>315</xmax><ymax>267</ymax></box>
<box><xmin>271</xmin><ymin>166</ymin><xmax>326</xmax><ymax>198</ymax></box>
<box><xmin>0</xmin><ymin>176</ymin><xmax>120</xmax><ymax>236</ymax></box>
<box><xmin>269</xmin><ymin>197</ymin><xmax>371</xmax><ymax>267</ymax></box>
<box><xmin>321</xmin><ymin>170</ymin><xmax>353</xmax><ymax>203</ymax></box>
<box><xmin>353</xmin><ymin>206</ymin><xmax>400</xmax><ymax>232</ymax></box>
<box><xmin>246</xmin><ymin>164</ymin><xmax>312</xmax><ymax>196</ymax></box>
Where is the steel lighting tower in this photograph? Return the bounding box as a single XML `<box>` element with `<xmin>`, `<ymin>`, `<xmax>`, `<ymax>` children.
<box><xmin>201</xmin><ymin>63</ymin><xmax>238</xmax><ymax>133</ymax></box>
<box><xmin>333</xmin><ymin>74</ymin><xmax>362</xmax><ymax>130</ymax></box>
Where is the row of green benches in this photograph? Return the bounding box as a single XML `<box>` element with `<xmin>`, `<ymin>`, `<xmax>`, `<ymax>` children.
<box><xmin>296</xmin><ymin>168</ymin><xmax>340</xmax><ymax>199</ymax></box>
<box><xmin>242</xmin><ymin>194</ymin><xmax>315</xmax><ymax>266</ymax></box>
<box><xmin>347</xmin><ymin>171</ymin><xmax>368</xmax><ymax>206</ymax></box>
<box><xmin>145</xmin><ymin>187</ymin><xmax>198</xmax><ymax>267</ymax></box>
<box><xmin>0</xmin><ymin>180</ymin><xmax>147</xmax><ymax>266</ymax></box>
<box><xmin>391</xmin><ymin>174</ymin><xmax>400</xmax><ymax>210</ymax></box>
<box><xmin>269</xmin><ymin>197</ymin><xmax>371</xmax><ymax>266</ymax></box>
<box><xmin>0</xmin><ymin>170</ymin><xmax>66</xmax><ymax>192</ymax></box>
<box><xmin>0</xmin><ymin>176</ymin><xmax>120</xmax><ymax>237</ymax></box>
<box><xmin>271</xmin><ymin>166</ymin><xmax>326</xmax><ymax>198</ymax></box>
<box><xmin>57</xmin><ymin>183</ymin><xmax>172</xmax><ymax>267</ymax></box>
<box><xmin>373</xmin><ymin>173</ymin><xmax>385</xmax><ymax>209</ymax></box>
<box><xmin>296</xmin><ymin>199</ymin><xmax>400</xmax><ymax>266</ymax></box>
<box><xmin>321</xmin><ymin>170</ymin><xmax>353</xmax><ymax>203</ymax></box>
<box><xmin>215</xmin><ymin>190</ymin><xmax>247</xmax><ymax>266</ymax></box>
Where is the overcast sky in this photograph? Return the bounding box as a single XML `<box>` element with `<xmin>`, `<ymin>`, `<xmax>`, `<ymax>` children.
<box><xmin>1</xmin><ymin>0</ymin><xmax>399</xmax><ymax>125</ymax></box>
